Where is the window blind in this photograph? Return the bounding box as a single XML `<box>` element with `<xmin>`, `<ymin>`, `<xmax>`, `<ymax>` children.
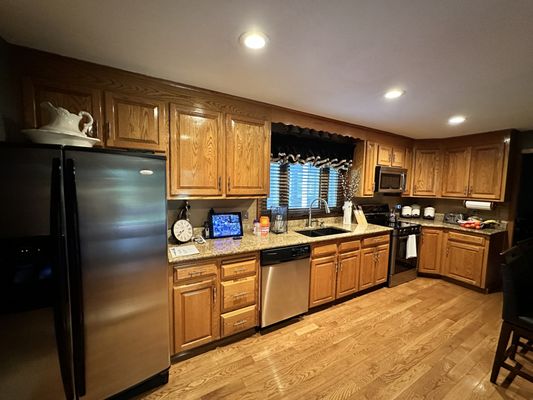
<box><xmin>262</xmin><ymin>162</ymin><xmax>343</xmax><ymax>219</ymax></box>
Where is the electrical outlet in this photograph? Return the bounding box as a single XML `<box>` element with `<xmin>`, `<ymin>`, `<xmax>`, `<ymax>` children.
<box><xmin>243</xmin><ymin>211</ymin><xmax>249</xmax><ymax>220</ymax></box>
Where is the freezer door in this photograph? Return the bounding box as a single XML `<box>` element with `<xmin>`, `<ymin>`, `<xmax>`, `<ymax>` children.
<box><xmin>0</xmin><ymin>145</ymin><xmax>72</xmax><ymax>400</ymax></box>
<box><xmin>64</xmin><ymin>150</ymin><xmax>169</xmax><ymax>400</ymax></box>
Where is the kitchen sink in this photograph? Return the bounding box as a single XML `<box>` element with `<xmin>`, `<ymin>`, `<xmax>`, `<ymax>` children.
<box><xmin>296</xmin><ymin>226</ymin><xmax>351</xmax><ymax>237</ymax></box>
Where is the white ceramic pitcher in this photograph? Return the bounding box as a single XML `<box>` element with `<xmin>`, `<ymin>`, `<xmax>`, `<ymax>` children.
<box><xmin>40</xmin><ymin>101</ymin><xmax>94</xmax><ymax>136</ymax></box>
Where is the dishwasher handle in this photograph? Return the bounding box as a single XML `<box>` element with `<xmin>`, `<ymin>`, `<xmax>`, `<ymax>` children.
<box><xmin>260</xmin><ymin>244</ymin><xmax>311</xmax><ymax>266</ymax></box>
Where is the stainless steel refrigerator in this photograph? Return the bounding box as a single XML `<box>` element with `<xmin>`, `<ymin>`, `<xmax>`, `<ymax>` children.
<box><xmin>0</xmin><ymin>144</ymin><xmax>170</xmax><ymax>399</ymax></box>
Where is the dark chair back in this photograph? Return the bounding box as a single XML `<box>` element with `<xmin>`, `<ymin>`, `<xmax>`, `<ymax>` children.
<box><xmin>500</xmin><ymin>244</ymin><xmax>533</xmax><ymax>323</ymax></box>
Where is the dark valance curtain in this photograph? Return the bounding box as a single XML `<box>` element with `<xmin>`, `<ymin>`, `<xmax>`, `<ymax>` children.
<box><xmin>271</xmin><ymin>123</ymin><xmax>357</xmax><ymax>171</ymax></box>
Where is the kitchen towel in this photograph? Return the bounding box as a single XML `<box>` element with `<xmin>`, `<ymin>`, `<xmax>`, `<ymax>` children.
<box><xmin>406</xmin><ymin>234</ymin><xmax>417</xmax><ymax>259</ymax></box>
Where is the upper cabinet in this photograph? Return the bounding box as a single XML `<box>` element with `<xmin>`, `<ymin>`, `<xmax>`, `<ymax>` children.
<box><xmin>169</xmin><ymin>109</ymin><xmax>270</xmax><ymax>198</ymax></box>
<box><xmin>169</xmin><ymin>105</ymin><xmax>224</xmax><ymax>197</ymax></box>
<box><xmin>362</xmin><ymin>141</ymin><xmax>378</xmax><ymax>196</ymax></box>
<box><xmin>440</xmin><ymin>142</ymin><xmax>507</xmax><ymax>200</ymax></box>
<box><xmin>225</xmin><ymin>115</ymin><xmax>270</xmax><ymax>197</ymax></box>
<box><xmin>23</xmin><ymin>77</ymin><xmax>104</xmax><ymax>143</ymax></box>
<box><xmin>105</xmin><ymin>92</ymin><xmax>168</xmax><ymax>152</ymax></box>
<box><xmin>441</xmin><ymin>147</ymin><xmax>471</xmax><ymax>197</ymax></box>
<box><xmin>377</xmin><ymin>144</ymin><xmax>405</xmax><ymax>168</ymax></box>
<box><xmin>469</xmin><ymin>143</ymin><xmax>505</xmax><ymax>200</ymax></box>
<box><xmin>403</xmin><ymin>147</ymin><xmax>413</xmax><ymax>196</ymax></box>
<box><xmin>412</xmin><ymin>148</ymin><xmax>440</xmax><ymax>197</ymax></box>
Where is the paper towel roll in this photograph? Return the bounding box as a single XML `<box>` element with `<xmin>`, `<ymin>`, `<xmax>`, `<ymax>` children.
<box><xmin>464</xmin><ymin>201</ymin><xmax>493</xmax><ymax>211</ymax></box>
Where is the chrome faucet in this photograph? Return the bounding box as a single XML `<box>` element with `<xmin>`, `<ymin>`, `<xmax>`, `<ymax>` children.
<box><xmin>308</xmin><ymin>198</ymin><xmax>331</xmax><ymax>227</ymax></box>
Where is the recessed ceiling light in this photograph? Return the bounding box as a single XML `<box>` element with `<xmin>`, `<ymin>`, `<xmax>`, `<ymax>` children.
<box><xmin>384</xmin><ymin>89</ymin><xmax>405</xmax><ymax>99</ymax></box>
<box><xmin>240</xmin><ymin>32</ymin><xmax>268</xmax><ymax>49</ymax></box>
<box><xmin>448</xmin><ymin>115</ymin><xmax>466</xmax><ymax>125</ymax></box>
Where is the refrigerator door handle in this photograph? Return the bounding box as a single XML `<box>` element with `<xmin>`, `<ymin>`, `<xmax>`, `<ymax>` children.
<box><xmin>51</xmin><ymin>158</ymin><xmax>75</xmax><ymax>400</ymax></box>
<box><xmin>64</xmin><ymin>158</ymin><xmax>86</xmax><ymax>397</ymax></box>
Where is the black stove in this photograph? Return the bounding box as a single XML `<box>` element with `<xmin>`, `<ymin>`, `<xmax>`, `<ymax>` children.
<box><xmin>359</xmin><ymin>204</ymin><xmax>421</xmax><ymax>235</ymax></box>
<box><xmin>387</xmin><ymin>221</ymin><xmax>421</xmax><ymax>236</ymax></box>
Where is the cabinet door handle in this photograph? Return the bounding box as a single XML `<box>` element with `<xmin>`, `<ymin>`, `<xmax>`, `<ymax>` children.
<box><xmin>106</xmin><ymin>121</ymin><xmax>111</xmax><ymax>140</ymax></box>
<box><xmin>227</xmin><ymin>176</ymin><xmax>231</xmax><ymax>191</ymax></box>
<box><xmin>469</xmin><ymin>186</ymin><xmax>473</xmax><ymax>195</ymax></box>
<box><xmin>446</xmin><ymin>246</ymin><xmax>450</xmax><ymax>257</ymax></box>
<box><xmin>464</xmin><ymin>186</ymin><xmax>467</xmax><ymax>195</ymax></box>
<box><xmin>218</xmin><ymin>176</ymin><xmax>222</xmax><ymax>191</ymax></box>
<box><xmin>213</xmin><ymin>286</ymin><xmax>217</xmax><ymax>305</ymax></box>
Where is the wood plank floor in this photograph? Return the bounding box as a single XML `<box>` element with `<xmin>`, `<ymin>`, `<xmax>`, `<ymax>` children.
<box><xmin>141</xmin><ymin>278</ymin><xmax>533</xmax><ymax>400</ymax></box>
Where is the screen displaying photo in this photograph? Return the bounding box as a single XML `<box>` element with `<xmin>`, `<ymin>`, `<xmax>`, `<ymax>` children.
<box><xmin>211</xmin><ymin>213</ymin><xmax>243</xmax><ymax>238</ymax></box>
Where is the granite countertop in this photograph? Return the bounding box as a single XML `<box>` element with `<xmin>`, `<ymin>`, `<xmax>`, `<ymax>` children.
<box><xmin>168</xmin><ymin>223</ymin><xmax>392</xmax><ymax>264</ymax></box>
<box><xmin>399</xmin><ymin>218</ymin><xmax>507</xmax><ymax>236</ymax></box>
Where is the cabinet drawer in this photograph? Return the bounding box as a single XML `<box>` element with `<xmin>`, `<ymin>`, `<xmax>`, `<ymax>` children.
<box><xmin>447</xmin><ymin>231</ymin><xmax>485</xmax><ymax>246</ymax></box>
<box><xmin>221</xmin><ymin>305</ymin><xmax>257</xmax><ymax>337</ymax></box>
<box><xmin>221</xmin><ymin>276</ymin><xmax>256</xmax><ymax>312</ymax></box>
<box><xmin>339</xmin><ymin>240</ymin><xmax>360</xmax><ymax>253</ymax></box>
<box><xmin>174</xmin><ymin>263</ymin><xmax>217</xmax><ymax>283</ymax></box>
<box><xmin>312</xmin><ymin>243</ymin><xmax>337</xmax><ymax>258</ymax></box>
<box><xmin>362</xmin><ymin>234</ymin><xmax>390</xmax><ymax>248</ymax></box>
<box><xmin>221</xmin><ymin>258</ymin><xmax>257</xmax><ymax>280</ymax></box>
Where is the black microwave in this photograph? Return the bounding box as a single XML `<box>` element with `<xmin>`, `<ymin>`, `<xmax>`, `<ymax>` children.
<box><xmin>375</xmin><ymin>166</ymin><xmax>407</xmax><ymax>193</ymax></box>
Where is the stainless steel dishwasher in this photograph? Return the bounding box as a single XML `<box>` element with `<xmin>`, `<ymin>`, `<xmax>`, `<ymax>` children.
<box><xmin>260</xmin><ymin>244</ymin><xmax>311</xmax><ymax>327</ymax></box>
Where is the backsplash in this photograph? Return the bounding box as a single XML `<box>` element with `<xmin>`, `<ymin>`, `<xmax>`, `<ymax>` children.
<box><xmin>167</xmin><ymin>199</ymin><xmax>257</xmax><ymax>229</ymax></box>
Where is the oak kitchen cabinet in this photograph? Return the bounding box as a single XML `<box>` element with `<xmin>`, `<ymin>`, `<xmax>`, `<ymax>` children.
<box><xmin>416</xmin><ymin>227</ymin><xmax>506</xmax><ymax>291</ymax></box>
<box><xmin>377</xmin><ymin>144</ymin><xmax>405</xmax><ymax>168</ymax></box>
<box><xmin>171</xmin><ymin>254</ymin><xmax>259</xmax><ymax>355</ymax></box>
<box><xmin>225</xmin><ymin>114</ymin><xmax>270</xmax><ymax>196</ymax></box>
<box><xmin>172</xmin><ymin>263</ymin><xmax>219</xmax><ymax>353</ymax></box>
<box><xmin>403</xmin><ymin>147</ymin><xmax>413</xmax><ymax>196</ymax></box>
<box><xmin>418</xmin><ymin>228</ymin><xmax>443</xmax><ymax>274</ymax></box>
<box><xmin>309</xmin><ymin>239</ymin><xmax>365</xmax><ymax>307</ymax></box>
<box><xmin>362</xmin><ymin>141</ymin><xmax>378</xmax><ymax>196</ymax></box>
<box><xmin>169</xmin><ymin>108</ymin><xmax>270</xmax><ymax>198</ymax></box>
<box><xmin>22</xmin><ymin>77</ymin><xmax>104</xmax><ymax>144</ymax></box>
<box><xmin>441</xmin><ymin>143</ymin><xmax>506</xmax><ymax>200</ymax></box>
<box><xmin>359</xmin><ymin>235</ymin><xmax>390</xmax><ymax>290</ymax></box>
<box><xmin>105</xmin><ymin>91</ymin><xmax>168</xmax><ymax>152</ymax></box>
<box><xmin>412</xmin><ymin>148</ymin><xmax>440</xmax><ymax>197</ymax></box>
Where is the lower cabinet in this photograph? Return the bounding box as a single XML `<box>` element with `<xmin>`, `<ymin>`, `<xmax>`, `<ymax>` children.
<box><xmin>309</xmin><ymin>236</ymin><xmax>390</xmax><ymax>308</ymax></box>
<box><xmin>309</xmin><ymin>255</ymin><xmax>337</xmax><ymax>307</ymax></box>
<box><xmin>442</xmin><ymin>232</ymin><xmax>486</xmax><ymax>287</ymax></box>
<box><xmin>418</xmin><ymin>228</ymin><xmax>443</xmax><ymax>274</ymax></box>
<box><xmin>172</xmin><ymin>255</ymin><xmax>259</xmax><ymax>355</ymax></box>
<box><xmin>359</xmin><ymin>235</ymin><xmax>391</xmax><ymax>290</ymax></box>
<box><xmin>173</xmin><ymin>276</ymin><xmax>219</xmax><ymax>353</ymax></box>
<box><xmin>417</xmin><ymin>227</ymin><xmax>505</xmax><ymax>290</ymax></box>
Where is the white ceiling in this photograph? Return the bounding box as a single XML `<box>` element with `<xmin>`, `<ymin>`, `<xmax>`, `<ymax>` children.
<box><xmin>1</xmin><ymin>0</ymin><xmax>533</xmax><ymax>138</ymax></box>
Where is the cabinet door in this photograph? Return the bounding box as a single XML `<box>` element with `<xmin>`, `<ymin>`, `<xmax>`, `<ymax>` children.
<box><xmin>412</xmin><ymin>149</ymin><xmax>440</xmax><ymax>196</ymax></box>
<box><xmin>23</xmin><ymin>77</ymin><xmax>104</xmax><ymax>144</ymax></box>
<box><xmin>374</xmin><ymin>244</ymin><xmax>390</xmax><ymax>284</ymax></box>
<box><xmin>309</xmin><ymin>255</ymin><xmax>337</xmax><ymax>308</ymax></box>
<box><xmin>391</xmin><ymin>147</ymin><xmax>405</xmax><ymax>168</ymax></box>
<box><xmin>225</xmin><ymin>114</ymin><xmax>270</xmax><ymax>196</ymax></box>
<box><xmin>336</xmin><ymin>251</ymin><xmax>360</xmax><ymax>298</ymax></box>
<box><xmin>443</xmin><ymin>240</ymin><xmax>485</xmax><ymax>287</ymax></box>
<box><xmin>363</xmin><ymin>141</ymin><xmax>378</xmax><ymax>196</ymax></box>
<box><xmin>359</xmin><ymin>248</ymin><xmax>375</xmax><ymax>290</ymax></box>
<box><xmin>403</xmin><ymin>147</ymin><xmax>413</xmax><ymax>196</ymax></box>
<box><xmin>441</xmin><ymin>147</ymin><xmax>471</xmax><ymax>198</ymax></box>
<box><xmin>105</xmin><ymin>92</ymin><xmax>167</xmax><ymax>152</ymax></box>
<box><xmin>418</xmin><ymin>228</ymin><xmax>442</xmax><ymax>274</ymax></box>
<box><xmin>377</xmin><ymin>145</ymin><xmax>392</xmax><ymax>166</ymax></box>
<box><xmin>169</xmin><ymin>105</ymin><xmax>223</xmax><ymax>196</ymax></box>
<box><xmin>468</xmin><ymin>143</ymin><xmax>505</xmax><ymax>200</ymax></box>
<box><xmin>173</xmin><ymin>278</ymin><xmax>219</xmax><ymax>353</ymax></box>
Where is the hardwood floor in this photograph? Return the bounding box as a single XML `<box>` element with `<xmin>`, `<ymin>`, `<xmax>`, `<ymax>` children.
<box><xmin>142</xmin><ymin>278</ymin><xmax>533</xmax><ymax>399</ymax></box>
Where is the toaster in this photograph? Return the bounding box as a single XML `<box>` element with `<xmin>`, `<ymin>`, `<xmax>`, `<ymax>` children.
<box><xmin>444</xmin><ymin>213</ymin><xmax>464</xmax><ymax>224</ymax></box>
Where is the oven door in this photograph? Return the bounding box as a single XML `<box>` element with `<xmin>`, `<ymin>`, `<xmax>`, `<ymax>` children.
<box><xmin>392</xmin><ymin>233</ymin><xmax>419</xmax><ymax>275</ymax></box>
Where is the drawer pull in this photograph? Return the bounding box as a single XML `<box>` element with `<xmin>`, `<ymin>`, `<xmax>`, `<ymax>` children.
<box><xmin>233</xmin><ymin>319</ymin><xmax>248</xmax><ymax>326</ymax></box>
<box><xmin>189</xmin><ymin>271</ymin><xmax>203</xmax><ymax>277</ymax></box>
<box><xmin>234</xmin><ymin>268</ymin><xmax>247</xmax><ymax>273</ymax></box>
<box><xmin>232</xmin><ymin>292</ymin><xmax>249</xmax><ymax>298</ymax></box>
